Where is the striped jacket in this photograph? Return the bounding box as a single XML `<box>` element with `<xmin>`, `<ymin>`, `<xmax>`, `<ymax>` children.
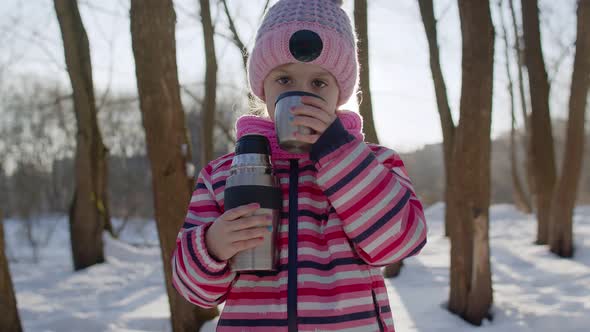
<box><xmin>171</xmin><ymin>113</ymin><xmax>428</xmax><ymax>331</ymax></box>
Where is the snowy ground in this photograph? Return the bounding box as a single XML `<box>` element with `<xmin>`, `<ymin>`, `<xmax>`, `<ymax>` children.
<box><xmin>5</xmin><ymin>204</ymin><xmax>590</xmax><ymax>332</ymax></box>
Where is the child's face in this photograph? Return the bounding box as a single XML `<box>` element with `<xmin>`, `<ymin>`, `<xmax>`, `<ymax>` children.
<box><xmin>263</xmin><ymin>63</ymin><xmax>339</xmax><ymax>120</ymax></box>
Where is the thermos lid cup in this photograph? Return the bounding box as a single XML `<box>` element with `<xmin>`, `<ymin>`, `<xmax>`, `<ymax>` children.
<box><xmin>275</xmin><ymin>91</ymin><xmax>325</xmax><ymax>106</ymax></box>
<box><xmin>235</xmin><ymin>134</ymin><xmax>271</xmax><ymax>155</ymax></box>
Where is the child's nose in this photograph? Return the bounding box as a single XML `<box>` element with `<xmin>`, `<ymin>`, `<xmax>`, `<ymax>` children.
<box><xmin>293</xmin><ymin>83</ymin><xmax>312</xmax><ymax>94</ymax></box>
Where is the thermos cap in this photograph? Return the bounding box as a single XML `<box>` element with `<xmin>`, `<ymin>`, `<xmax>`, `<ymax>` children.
<box><xmin>235</xmin><ymin>134</ymin><xmax>271</xmax><ymax>155</ymax></box>
<box><xmin>275</xmin><ymin>91</ymin><xmax>325</xmax><ymax>106</ymax></box>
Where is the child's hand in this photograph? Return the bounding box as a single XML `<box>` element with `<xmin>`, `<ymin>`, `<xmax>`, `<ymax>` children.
<box><xmin>205</xmin><ymin>203</ymin><xmax>273</xmax><ymax>261</ymax></box>
<box><xmin>290</xmin><ymin>95</ymin><xmax>338</xmax><ymax>144</ymax></box>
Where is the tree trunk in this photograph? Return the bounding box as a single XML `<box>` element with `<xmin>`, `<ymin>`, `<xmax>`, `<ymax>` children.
<box><xmin>509</xmin><ymin>95</ymin><xmax>532</xmax><ymax>213</ymax></box>
<box><xmin>130</xmin><ymin>1</ymin><xmax>219</xmax><ymax>331</ymax></box>
<box><xmin>418</xmin><ymin>0</ymin><xmax>456</xmax><ymax>237</ymax></box>
<box><xmin>448</xmin><ymin>0</ymin><xmax>494</xmax><ymax>325</ymax></box>
<box><xmin>0</xmin><ymin>210</ymin><xmax>23</xmax><ymax>332</ymax></box>
<box><xmin>498</xmin><ymin>0</ymin><xmax>532</xmax><ymax>213</ymax></box>
<box><xmin>54</xmin><ymin>0</ymin><xmax>110</xmax><ymax>271</ymax></box>
<box><xmin>509</xmin><ymin>0</ymin><xmax>536</xmax><ymax>211</ymax></box>
<box><xmin>382</xmin><ymin>260</ymin><xmax>404</xmax><ymax>278</ymax></box>
<box><xmin>355</xmin><ymin>0</ymin><xmax>398</xmax><ymax>276</ymax></box>
<box><xmin>522</xmin><ymin>0</ymin><xmax>557</xmax><ymax>244</ymax></box>
<box><xmin>354</xmin><ymin>0</ymin><xmax>379</xmax><ymax>144</ymax></box>
<box><xmin>199</xmin><ymin>0</ymin><xmax>217</xmax><ymax>167</ymax></box>
<box><xmin>549</xmin><ymin>0</ymin><xmax>590</xmax><ymax>258</ymax></box>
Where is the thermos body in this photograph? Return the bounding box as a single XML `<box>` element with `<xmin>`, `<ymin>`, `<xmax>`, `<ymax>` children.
<box><xmin>224</xmin><ymin>136</ymin><xmax>282</xmax><ymax>271</ymax></box>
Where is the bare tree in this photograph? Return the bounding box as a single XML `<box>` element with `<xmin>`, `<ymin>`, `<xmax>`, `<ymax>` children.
<box><xmin>199</xmin><ymin>0</ymin><xmax>218</xmax><ymax>166</ymax></box>
<box><xmin>54</xmin><ymin>0</ymin><xmax>111</xmax><ymax>270</ymax></box>
<box><xmin>498</xmin><ymin>0</ymin><xmax>532</xmax><ymax>213</ymax></box>
<box><xmin>219</xmin><ymin>0</ymin><xmax>270</xmax><ymax>105</ymax></box>
<box><xmin>220</xmin><ymin>0</ymin><xmax>249</xmax><ymax>75</ymax></box>
<box><xmin>549</xmin><ymin>0</ymin><xmax>590</xmax><ymax>257</ymax></box>
<box><xmin>12</xmin><ymin>162</ymin><xmax>45</xmax><ymax>263</ymax></box>
<box><xmin>98</xmin><ymin>98</ymin><xmax>151</xmax><ymax>235</ymax></box>
<box><xmin>447</xmin><ymin>0</ymin><xmax>494</xmax><ymax>325</ymax></box>
<box><xmin>354</xmin><ymin>0</ymin><xmax>398</xmax><ymax>278</ymax></box>
<box><xmin>354</xmin><ymin>0</ymin><xmax>379</xmax><ymax>144</ymax></box>
<box><xmin>48</xmin><ymin>89</ymin><xmax>77</xmax><ymax>215</ymax></box>
<box><xmin>522</xmin><ymin>0</ymin><xmax>557</xmax><ymax>244</ymax></box>
<box><xmin>130</xmin><ymin>1</ymin><xmax>219</xmax><ymax>330</ymax></box>
<box><xmin>0</xmin><ymin>78</ymin><xmax>77</xmax><ymax>259</ymax></box>
<box><xmin>0</xmin><ymin>209</ymin><xmax>23</xmax><ymax>332</ymax></box>
<box><xmin>418</xmin><ymin>0</ymin><xmax>456</xmax><ymax>237</ymax></box>
<box><xmin>2</xmin><ymin>80</ymin><xmax>59</xmax><ymax>261</ymax></box>
<box><xmin>218</xmin><ymin>0</ymin><xmax>271</xmax><ymax>72</ymax></box>
<box><xmin>509</xmin><ymin>0</ymin><xmax>536</xmax><ymax>210</ymax></box>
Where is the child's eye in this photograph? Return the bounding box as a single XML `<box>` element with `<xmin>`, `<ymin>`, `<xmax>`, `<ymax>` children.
<box><xmin>276</xmin><ymin>76</ymin><xmax>291</xmax><ymax>85</ymax></box>
<box><xmin>312</xmin><ymin>79</ymin><xmax>327</xmax><ymax>88</ymax></box>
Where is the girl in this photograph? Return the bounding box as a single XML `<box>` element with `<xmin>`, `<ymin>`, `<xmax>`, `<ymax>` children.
<box><xmin>171</xmin><ymin>0</ymin><xmax>427</xmax><ymax>331</ymax></box>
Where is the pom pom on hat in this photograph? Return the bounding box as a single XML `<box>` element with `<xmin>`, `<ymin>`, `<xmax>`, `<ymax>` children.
<box><xmin>248</xmin><ymin>0</ymin><xmax>358</xmax><ymax>106</ymax></box>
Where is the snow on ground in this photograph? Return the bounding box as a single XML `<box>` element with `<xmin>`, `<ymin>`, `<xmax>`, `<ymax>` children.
<box><xmin>386</xmin><ymin>204</ymin><xmax>590</xmax><ymax>332</ymax></box>
<box><xmin>5</xmin><ymin>204</ymin><xmax>590</xmax><ymax>332</ymax></box>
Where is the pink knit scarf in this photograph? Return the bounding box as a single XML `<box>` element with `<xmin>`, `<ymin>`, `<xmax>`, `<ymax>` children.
<box><xmin>235</xmin><ymin>110</ymin><xmax>364</xmax><ymax>160</ymax></box>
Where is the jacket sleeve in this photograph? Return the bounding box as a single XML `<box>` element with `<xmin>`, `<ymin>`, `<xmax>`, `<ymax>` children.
<box><xmin>310</xmin><ymin>118</ymin><xmax>428</xmax><ymax>266</ymax></box>
<box><xmin>171</xmin><ymin>164</ymin><xmax>236</xmax><ymax>308</ymax></box>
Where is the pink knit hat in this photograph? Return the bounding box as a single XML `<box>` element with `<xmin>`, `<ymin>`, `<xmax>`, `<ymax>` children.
<box><xmin>248</xmin><ymin>0</ymin><xmax>358</xmax><ymax>106</ymax></box>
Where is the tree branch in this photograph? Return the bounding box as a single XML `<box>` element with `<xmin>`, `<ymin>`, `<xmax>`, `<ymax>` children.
<box><xmin>181</xmin><ymin>85</ymin><xmax>203</xmax><ymax>104</ymax></box>
<box><xmin>215</xmin><ymin>118</ymin><xmax>235</xmax><ymax>143</ymax></box>
<box><xmin>220</xmin><ymin>0</ymin><xmax>249</xmax><ymax>72</ymax></box>
<box><xmin>258</xmin><ymin>0</ymin><xmax>271</xmax><ymax>23</ymax></box>
<box><xmin>548</xmin><ymin>41</ymin><xmax>576</xmax><ymax>86</ymax></box>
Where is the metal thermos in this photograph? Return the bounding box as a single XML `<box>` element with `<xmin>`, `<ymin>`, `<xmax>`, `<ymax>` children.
<box><xmin>224</xmin><ymin>134</ymin><xmax>281</xmax><ymax>271</ymax></box>
<box><xmin>275</xmin><ymin>91</ymin><xmax>325</xmax><ymax>153</ymax></box>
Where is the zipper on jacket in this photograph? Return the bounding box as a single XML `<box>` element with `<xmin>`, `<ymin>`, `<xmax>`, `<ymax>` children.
<box><xmin>287</xmin><ymin>159</ymin><xmax>299</xmax><ymax>332</ymax></box>
<box><xmin>372</xmin><ymin>290</ymin><xmax>385</xmax><ymax>332</ymax></box>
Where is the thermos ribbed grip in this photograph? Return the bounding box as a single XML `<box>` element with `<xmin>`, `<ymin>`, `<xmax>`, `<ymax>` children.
<box><xmin>224</xmin><ymin>185</ymin><xmax>282</xmax><ymax>210</ymax></box>
<box><xmin>235</xmin><ymin>135</ymin><xmax>271</xmax><ymax>155</ymax></box>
